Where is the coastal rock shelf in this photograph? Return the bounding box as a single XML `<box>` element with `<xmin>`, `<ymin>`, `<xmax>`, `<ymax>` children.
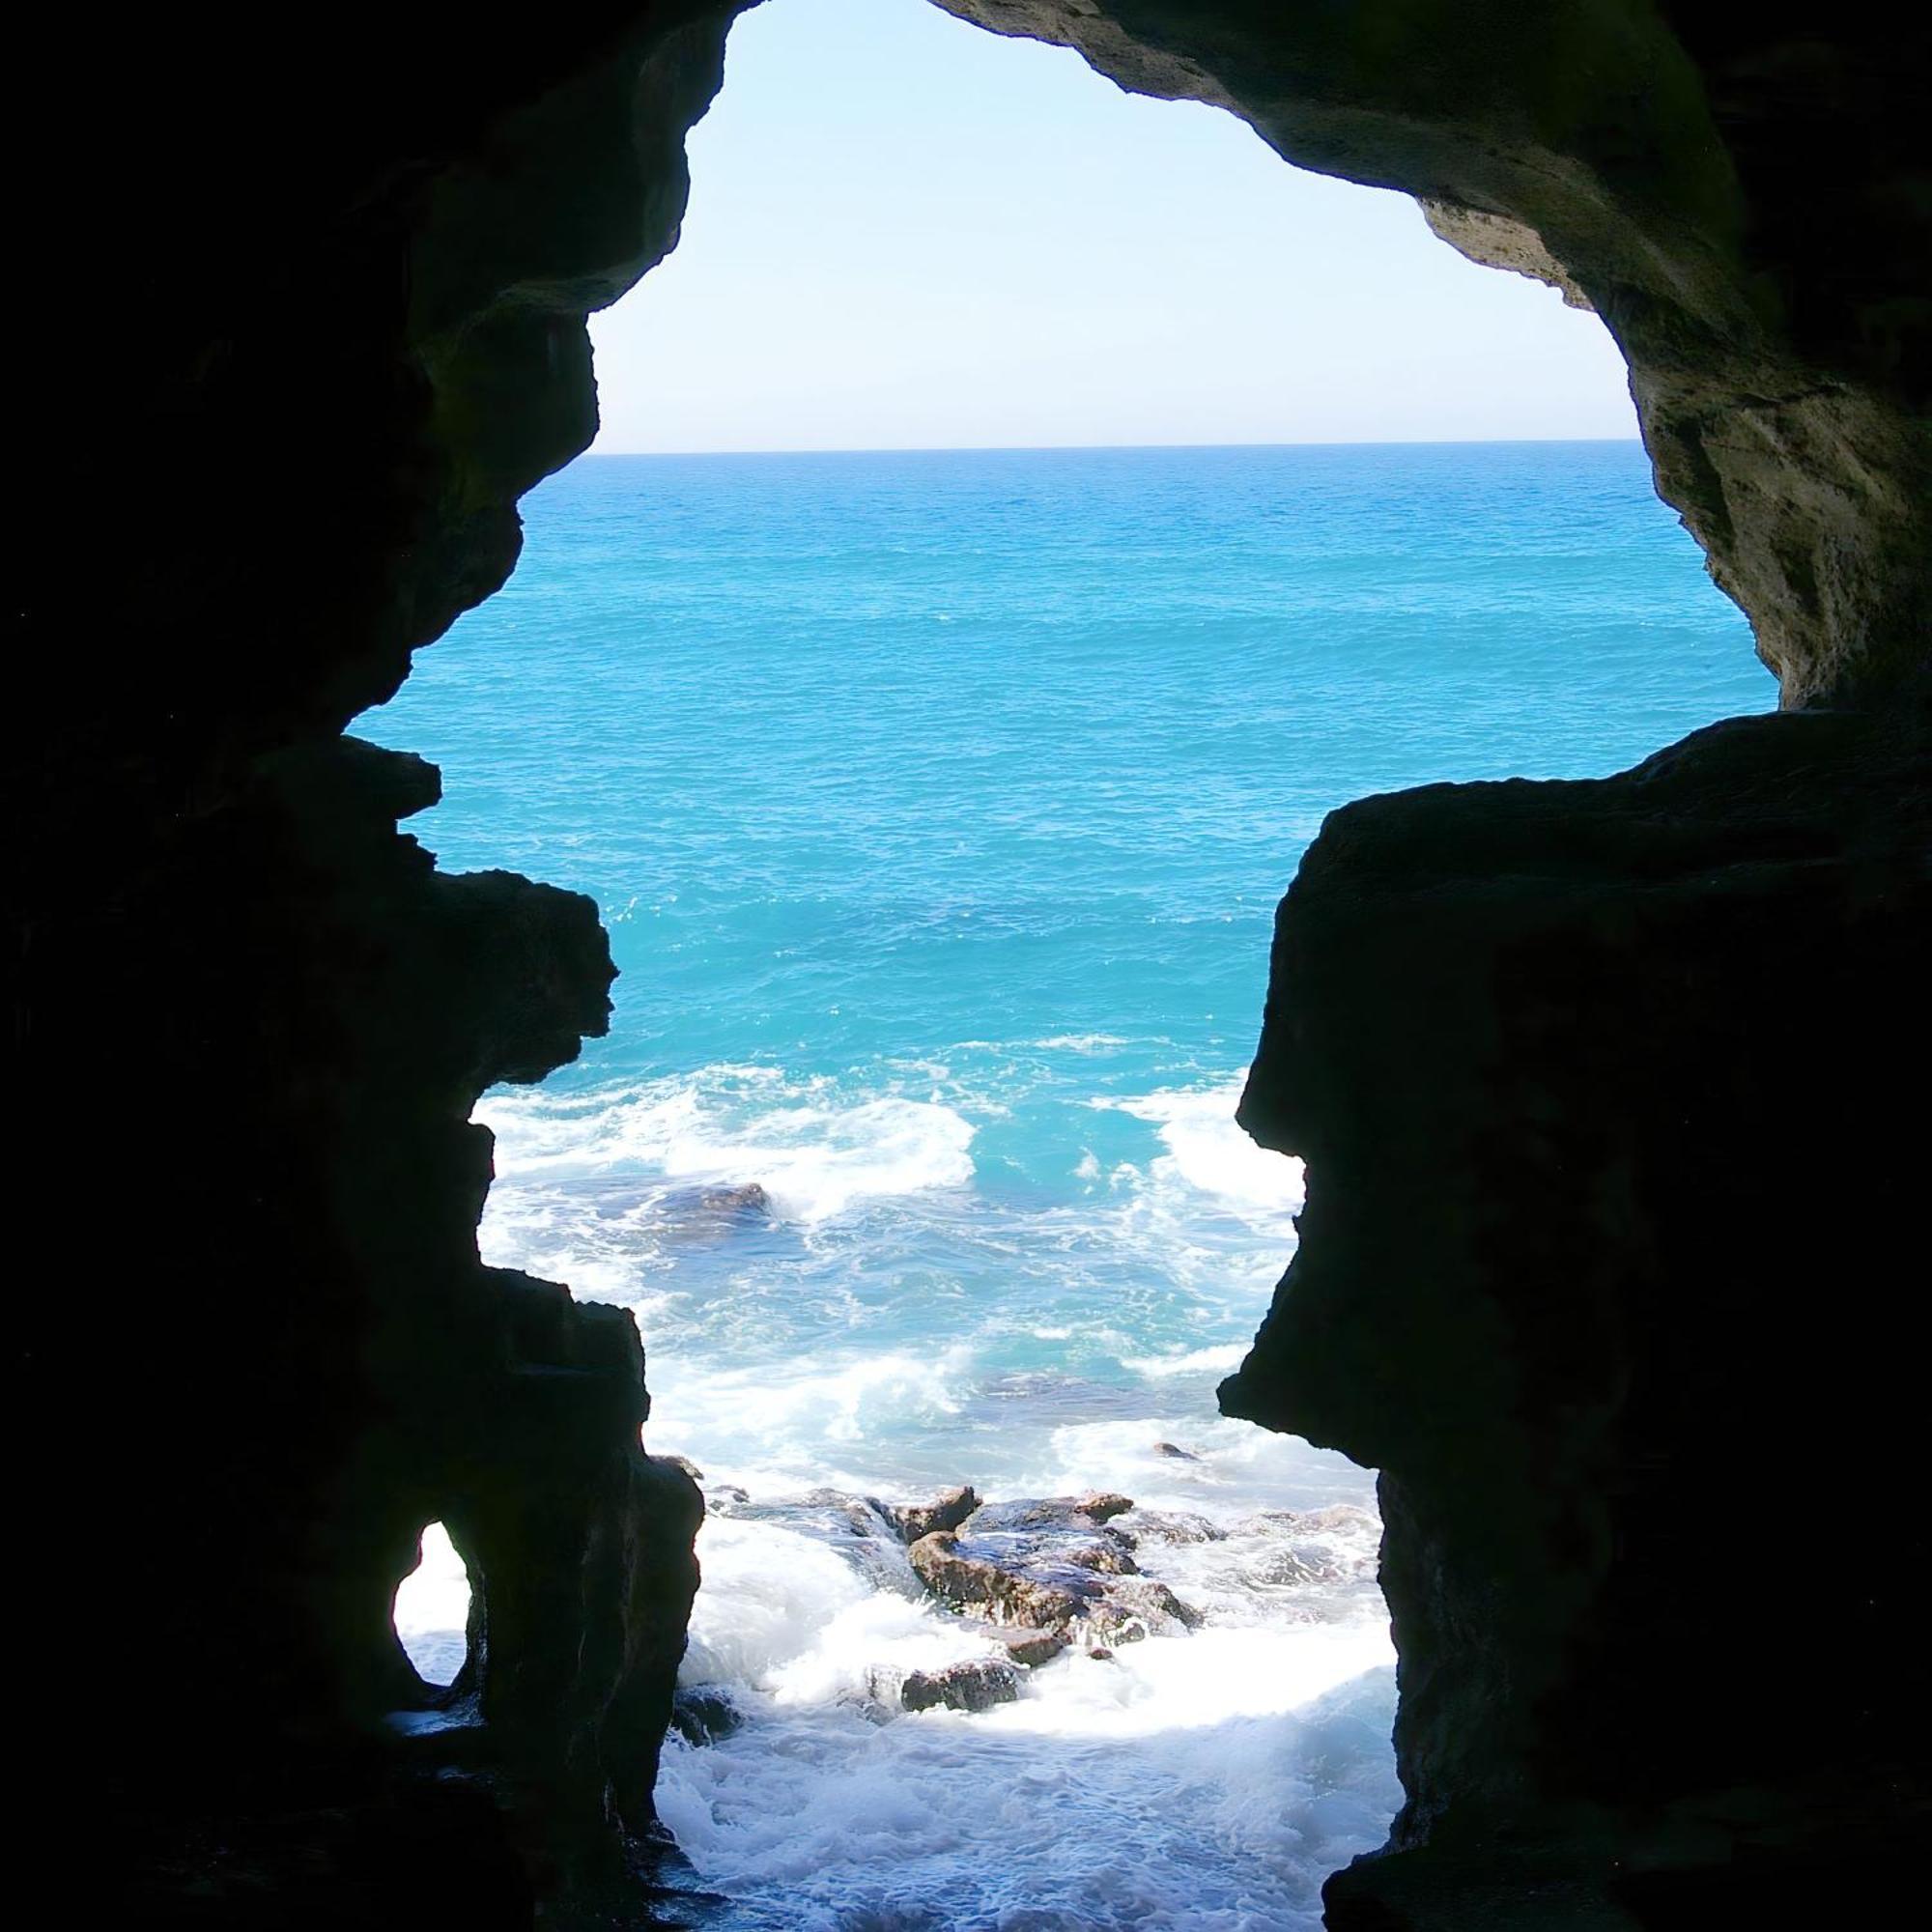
<box><xmin>14</xmin><ymin>2</ymin><xmax>1926</xmax><ymax>1927</ymax></box>
<box><xmin>683</xmin><ymin>1480</ymin><xmax>1379</xmax><ymax>1721</ymax></box>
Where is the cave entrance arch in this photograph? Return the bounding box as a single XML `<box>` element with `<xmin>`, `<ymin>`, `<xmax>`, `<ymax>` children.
<box><xmin>22</xmin><ymin>3</ymin><xmax>1924</xmax><ymax>1932</ymax></box>
<box><xmin>352</xmin><ymin>0</ymin><xmax>1808</xmax><ymax>1924</ymax></box>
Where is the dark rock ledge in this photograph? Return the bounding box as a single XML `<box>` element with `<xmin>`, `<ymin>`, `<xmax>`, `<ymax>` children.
<box><xmin>1222</xmin><ymin>710</ymin><xmax>1932</xmax><ymax>1927</ymax></box>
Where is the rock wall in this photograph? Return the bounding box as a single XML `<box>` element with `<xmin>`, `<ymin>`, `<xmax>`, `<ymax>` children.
<box><xmin>10</xmin><ymin>1</ymin><xmax>1926</xmax><ymax>1925</ymax></box>
<box><xmin>1223</xmin><ymin>711</ymin><xmax>1931</xmax><ymax>1925</ymax></box>
<box><xmin>14</xmin><ymin>4</ymin><xmax>745</xmax><ymax>1919</ymax></box>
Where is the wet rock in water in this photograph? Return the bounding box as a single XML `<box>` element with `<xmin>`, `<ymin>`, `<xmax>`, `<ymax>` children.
<box><xmin>1118</xmin><ymin>1507</ymin><xmax>1225</xmax><ymax>1546</ymax></box>
<box><xmin>1249</xmin><ymin>1543</ymin><xmax>1349</xmax><ymax>1587</ymax></box>
<box><xmin>989</xmin><ymin>1626</ymin><xmax>1070</xmax><ymax>1668</ymax></box>
<box><xmin>1088</xmin><ymin>1646</ymin><xmax>1115</xmax><ymax>1662</ymax></box>
<box><xmin>873</xmin><ymin>1484</ymin><xmax>980</xmax><ymax>1544</ymax></box>
<box><xmin>1089</xmin><ymin>1577</ymin><xmax>1204</xmax><ymax>1639</ymax></box>
<box><xmin>1153</xmin><ymin>1441</ymin><xmax>1201</xmax><ymax>1461</ymax></box>
<box><xmin>1291</xmin><ymin>1503</ymin><xmax>1378</xmax><ymax>1539</ymax></box>
<box><xmin>670</xmin><ymin>1688</ymin><xmax>741</xmax><ymax>1747</ymax></box>
<box><xmin>900</xmin><ymin>1658</ymin><xmax>1023</xmax><ymax>1715</ymax></box>
<box><xmin>911</xmin><ymin>1529</ymin><xmax>1090</xmax><ymax>1628</ymax></box>
<box><xmin>695</xmin><ymin>1181</ymin><xmax>771</xmax><ymax>1216</ymax></box>
<box><xmin>963</xmin><ymin>1495</ymin><xmax>1136</xmax><ymax>1539</ymax></box>
<box><xmin>909</xmin><ymin>1492</ymin><xmax>1203</xmax><ymax>1637</ymax></box>
<box><xmin>1235</xmin><ymin>1504</ymin><xmax>1379</xmax><ymax>1583</ymax></box>
<box><xmin>664</xmin><ymin>1455</ymin><xmax>705</xmax><ymax>1485</ymax></box>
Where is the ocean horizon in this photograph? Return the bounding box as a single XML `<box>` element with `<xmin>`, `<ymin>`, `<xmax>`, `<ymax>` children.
<box><xmin>373</xmin><ymin>440</ymin><xmax>1771</xmax><ymax>1928</ymax></box>
<box><xmin>581</xmin><ymin>433</ymin><xmax>1649</xmax><ymax>458</ymax></box>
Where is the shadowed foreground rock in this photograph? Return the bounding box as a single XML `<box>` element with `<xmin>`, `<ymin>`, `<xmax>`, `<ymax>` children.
<box><xmin>1224</xmin><ymin>709</ymin><xmax>1932</xmax><ymax>1926</ymax></box>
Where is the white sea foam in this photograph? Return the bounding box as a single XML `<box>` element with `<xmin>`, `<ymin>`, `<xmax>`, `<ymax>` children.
<box><xmin>460</xmin><ymin>1055</ymin><xmax>1388</xmax><ymax>1924</ymax></box>
<box><xmin>653</xmin><ymin>1346</ymin><xmax>974</xmax><ymax>1474</ymax></box>
<box><xmin>478</xmin><ymin>1069</ymin><xmax>976</xmax><ymax>1225</ymax></box>
<box><xmin>679</xmin><ymin>1515</ymin><xmax>873</xmax><ymax>1687</ymax></box>
<box><xmin>1122</xmin><ymin>1341</ymin><xmax>1248</xmax><ymax>1378</ymax></box>
<box><xmin>658</xmin><ymin>1480</ymin><xmax>1396</xmax><ymax>1931</ymax></box>
<box><xmin>1092</xmin><ymin>1071</ymin><xmax>1304</xmax><ymax>1231</ymax></box>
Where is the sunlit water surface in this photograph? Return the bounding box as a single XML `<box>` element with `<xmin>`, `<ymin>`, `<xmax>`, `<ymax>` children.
<box><xmin>378</xmin><ymin>444</ymin><xmax>1769</xmax><ymax>1928</ymax></box>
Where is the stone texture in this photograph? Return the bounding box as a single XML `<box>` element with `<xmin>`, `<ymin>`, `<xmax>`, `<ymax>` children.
<box><xmin>900</xmin><ymin>1658</ymin><xmax>1025</xmax><ymax>1715</ymax></box>
<box><xmin>877</xmin><ymin>1485</ymin><xmax>982</xmax><ymax>1543</ymax></box>
<box><xmin>1417</xmin><ymin>200</ymin><xmax>1592</xmax><ymax>310</ymax></box>
<box><xmin>909</xmin><ymin>1494</ymin><xmax>1202</xmax><ymax>1638</ymax></box>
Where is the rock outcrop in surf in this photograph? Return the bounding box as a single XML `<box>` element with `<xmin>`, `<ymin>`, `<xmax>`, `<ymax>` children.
<box><xmin>907</xmin><ymin>1492</ymin><xmax>1202</xmax><ymax>1641</ymax></box>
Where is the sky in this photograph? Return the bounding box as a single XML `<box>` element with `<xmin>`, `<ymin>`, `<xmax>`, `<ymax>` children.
<box><xmin>588</xmin><ymin>0</ymin><xmax>1638</xmax><ymax>452</ymax></box>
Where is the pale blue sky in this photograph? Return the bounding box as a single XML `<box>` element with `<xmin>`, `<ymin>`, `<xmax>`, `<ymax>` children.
<box><xmin>589</xmin><ymin>0</ymin><xmax>1637</xmax><ymax>451</ymax></box>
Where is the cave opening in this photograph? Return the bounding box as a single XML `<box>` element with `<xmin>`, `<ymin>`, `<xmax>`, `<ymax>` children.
<box><xmin>393</xmin><ymin>1521</ymin><xmax>474</xmax><ymax>1692</ymax></box>
<box><xmin>359</xmin><ymin>0</ymin><xmax>1779</xmax><ymax>1922</ymax></box>
<box><xmin>16</xmin><ymin>1</ymin><xmax>1924</xmax><ymax>1924</ymax></box>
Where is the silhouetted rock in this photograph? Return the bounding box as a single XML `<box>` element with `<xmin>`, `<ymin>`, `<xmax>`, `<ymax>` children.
<box><xmin>1222</xmin><ymin>709</ymin><xmax>1931</xmax><ymax>1923</ymax></box>
<box><xmin>670</xmin><ymin>1688</ymin><xmax>742</xmax><ymax>1747</ymax></box>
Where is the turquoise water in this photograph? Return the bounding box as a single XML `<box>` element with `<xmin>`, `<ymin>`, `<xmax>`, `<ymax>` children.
<box><xmin>375</xmin><ymin>442</ymin><xmax>1769</xmax><ymax>1929</ymax></box>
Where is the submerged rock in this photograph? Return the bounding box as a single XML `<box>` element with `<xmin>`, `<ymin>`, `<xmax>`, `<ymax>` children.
<box><xmin>656</xmin><ymin>1180</ymin><xmax>775</xmax><ymax>1243</ymax></box>
<box><xmin>670</xmin><ymin>1688</ymin><xmax>742</xmax><ymax>1747</ymax></box>
<box><xmin>1092</xmin><ymin>1577</ymin><xmax>1204</xmax><ymax>1639</ymax></box>
<box><xmin>1118</xmin><ymin>1507</ymin><xmax>1225</xmax><ymax>1546</ymax></box>
<box><xmin>696</xmin><ymin>1181</ymin><xmax>771</xmax><ymax>1215</ymax></box>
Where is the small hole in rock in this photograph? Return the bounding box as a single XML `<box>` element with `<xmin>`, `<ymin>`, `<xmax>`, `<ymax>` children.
<box><xmin>393</xmin><ymin>1520</ymin><xmax>472</xmax><ymax>1689</ymax></box>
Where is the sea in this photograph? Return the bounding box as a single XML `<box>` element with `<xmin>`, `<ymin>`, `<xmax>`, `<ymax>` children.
<box><xmin>372</xmin><ymin>441</ymin><xmax>1770</xmax><ymax>1930</ymax></box>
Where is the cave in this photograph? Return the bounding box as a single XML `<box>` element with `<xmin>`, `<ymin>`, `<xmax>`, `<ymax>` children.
<box><xmin>15</xmin><ymin>4</ymin><xmax>1928</xmax><ymax>1929</ymax></box>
